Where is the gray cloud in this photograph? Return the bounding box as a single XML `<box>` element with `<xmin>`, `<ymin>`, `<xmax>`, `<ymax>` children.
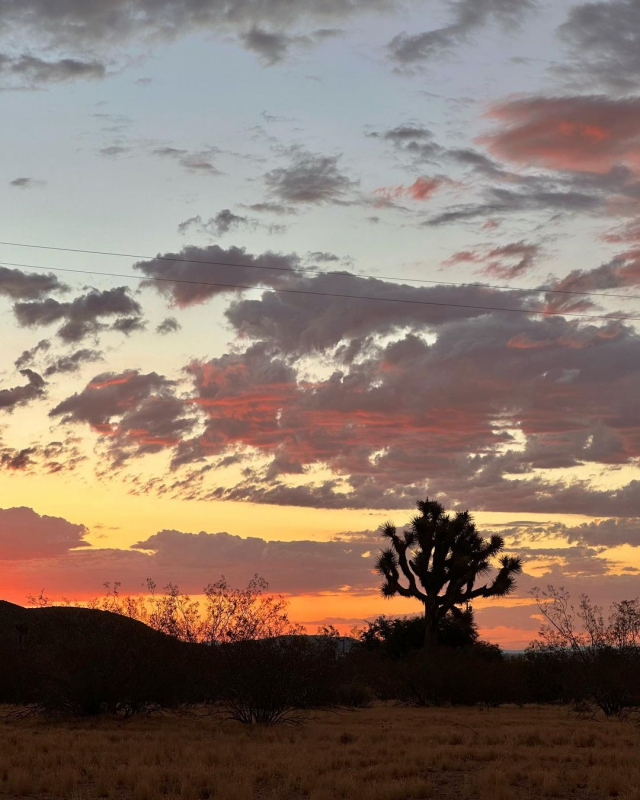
<box><xmin>179</xmin><ymin>210</ymin><xmax>286</xmax><ymax>237</ymax></box>
<box><xmin>9</xmin><ymin>177</ymin><xmax>44</xmax><ymax>189</ymax></box>
<box><xmin>151</xmin><ymin>145</ymin><xmax>221</xmax><ymax>175</ymax></box>
<box><xmin>15</xmin><ymin>339</ymin><xmax>51</xmax><ymax>370</ymax></box>
<box><xmin>0</xmin><ymin>369</ymin><xmax>45</xmax><ymax>411</ymax></box>
<box><xmin>43</xmin><ymin>348</ymin><xmax>103</xmax><ymax>377</ymax></box>
<box><xmin>134</xmin><ymin>244</ymin><xmax>300</xmax><ymax>306</ymax></box>
<box><xmin>425</xmin><ymin>186</ymin><xmax>602</xmax><ymax>226</ymax></box>
<box><xmin>0</xmin><ymin>0</ymin><xmax>394</xmax><ymax>47</ymax></box>
<box><xmin>0</xmin><ymin>52</ymin><xmax>105</xmax><ymax>87</ymax></box>
<box><xmin>388</xmin><ymin>0</ymin><xmax>536</xmax><ymax>68</ymax></box>
<box><xmin>244</xmin><ymin>202</ymin><xmax>299</xmax><ymax>215</ymax></box>
<box><xmin>240</xmin><ymin>27</ymin><xmax>301</xmax><ymax>64</ymax></box>
<box><xmin>156</xmin><ymin>316</ymin><xmax>181</xmax><ymax>335</ymax></box>
<box><xmin>179</xmin><ymin>209</ymin><xmax>249</xmax><ymax>236</ymax></box>
<box><xmin>264</xmin><ymin>149</ymin><xmax>358</xmax><ymax>205</ymax></box>
<box><xmin>563</xmin><ymin>517</ymin><xmax>640</xmax><ymax>548</ymax></box>
<box><xmin>13</xmin><ymin>286</ymin><xmax>143</xmax><ymax>342</ymax></box>
<box><xmin>239</xmin><ymin>26</ymin><xmax>342</xmax><ymax>65</ymax></box>
<box><xmin>225</xmin><ymin>272</ymin><xmax>531</xmax><ymax>356</ymax></box>
<box><xmin>557</xmin><ymin>0</ymin><xmax>640</xmax><ymax>91</ymax></box>
<box><xmin>0</xmin><ymin>266</ymin><xmax>65</xmax><ymax>301</ymax></box>
<box><xmin>367</xmin><ymin>124</ymin><xmax>443</xmax><ymax>164</ymax></box>
<box><xmin>130</xmin><ymin>528</ymin><xmax>373</xmax><ymax>593</ymax></box>
<box><xmin>0</xmin><ymin>506</ymin><xmax>88</xmax><ymax>560</ymax></box>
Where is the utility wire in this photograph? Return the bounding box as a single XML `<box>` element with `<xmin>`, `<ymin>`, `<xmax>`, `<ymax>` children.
<box><xmin>0</xmin><ymin>239</ymin><xmax>639</xmax><ymax>303</ymax></box>
<box><xmin>2</xmin><ymin>259</ymin><xmax>639</xmax><ymax>323</ymax></box>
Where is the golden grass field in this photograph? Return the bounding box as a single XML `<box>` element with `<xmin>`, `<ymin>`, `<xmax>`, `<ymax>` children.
<box><xmin>0</xmin><ymin>705</ymin><xmax>639</xmax><ymax>800</ymax></box>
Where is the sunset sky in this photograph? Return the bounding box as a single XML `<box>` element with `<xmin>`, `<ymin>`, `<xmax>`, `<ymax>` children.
<box><xmin>1</xmin><ymin>0</ymin><xmax>640</xmax><ymax>648</ymax></box>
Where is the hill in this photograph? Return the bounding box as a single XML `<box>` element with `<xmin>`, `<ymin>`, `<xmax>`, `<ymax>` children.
<box><xmin>0</xmin><ymin>599</ymin><xmax>198</xmax><ymax>715</ymax></box>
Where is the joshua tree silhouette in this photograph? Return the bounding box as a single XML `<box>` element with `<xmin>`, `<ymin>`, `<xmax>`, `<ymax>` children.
<box><xmin>376</xmin><ymin>499</ymin><xmax>522</xmax><ymax>650</ymax></box>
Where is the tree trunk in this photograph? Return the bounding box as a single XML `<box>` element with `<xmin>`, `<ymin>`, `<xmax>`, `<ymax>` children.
<box><xmin>423</xmin><ymin>603</ymin><xmax>438</xmax><ymax>651</ymax></box>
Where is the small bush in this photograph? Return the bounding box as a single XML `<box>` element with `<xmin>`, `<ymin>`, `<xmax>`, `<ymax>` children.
<box><xmin>213</xmin><ymin>636</ymin><xmax>337</xmax><ymax>725</ymax></box>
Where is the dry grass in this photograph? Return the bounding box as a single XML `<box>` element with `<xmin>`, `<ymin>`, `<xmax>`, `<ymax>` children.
<box><xmin>0</xmin><ymin>705</ymin><xmax>638</xmax><ymax>800</ymax></box>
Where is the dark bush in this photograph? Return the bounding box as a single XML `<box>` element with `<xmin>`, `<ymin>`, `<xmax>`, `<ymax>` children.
<box><xmin>357</xmin><ymin>608</ymin><xmax>478</xmax><ymax>658</ymax></box>
<box><xmin>212</xmin><ymin>636</ymin><xmax>337</xmax><ymax>725</ymax></box>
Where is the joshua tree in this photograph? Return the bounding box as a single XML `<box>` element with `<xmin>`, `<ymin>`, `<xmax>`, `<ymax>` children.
<box><xmin>376</xmin><ymin>499</ymin><xmax>522</xmax><ymax>650</ymax></box>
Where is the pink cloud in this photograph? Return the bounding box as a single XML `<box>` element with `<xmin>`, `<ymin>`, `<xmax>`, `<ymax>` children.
<box><xmin>374</xmin><ymin>176</ymin><xmax>448</xmax><ymax>202</ymax></box>
<box><xmin>481</xmin><ymin>96</ymin><xmax>640</xmax><ymax>173</ymax></box>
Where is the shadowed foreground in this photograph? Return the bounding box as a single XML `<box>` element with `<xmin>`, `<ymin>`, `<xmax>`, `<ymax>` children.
<box><xmin>1</xmin><ymin>705</ymin><xmax>639</xmax><ymax>800</ymax></box>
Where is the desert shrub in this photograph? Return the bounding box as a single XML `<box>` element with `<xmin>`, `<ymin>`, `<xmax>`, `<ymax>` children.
<box><xmin>213</xmin><ymin>636</ymin><xmax>337</xmax><ymax>725</ymax></box>
<box><xmin>528</xmin><ymin>587</ymin><xmax>640</xmax><ymax>718</ymax></box>
<box><xmin>333</xmin><ymin>681</ymin><xmax>374</xmax><ymax>708</ymax></box>
<box><xmin>365</xmin><ymin>646</ymin><xmax>530</xmax><ymax>707</ymax></box>
<box><xmin>356</xmin><ymin>608</ymin><xmax>479</xmax><ymax>658</ymax></box>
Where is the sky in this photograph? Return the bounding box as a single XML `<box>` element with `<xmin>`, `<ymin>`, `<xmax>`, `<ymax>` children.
<box><xmin>1</xmin><ymin>0</ymin><xmax>640</xmax><ymax>648</ymax></box>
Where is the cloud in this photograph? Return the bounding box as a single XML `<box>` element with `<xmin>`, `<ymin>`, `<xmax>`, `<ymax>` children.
<box><xmin>369</xmin><ymin>115</ymin><xmax>623</xmax><ymax>228</ymax></box>
<box><xmin>0</xmin><ymin>506</ymin><xmax>88</xmax><ymax>560</ymax></box>
<box><xmin>563</xmin><ymin>517</ymin><xmax>640</xmax><ymax>548</ymax></box>
<box><xmin>443</xmin><ymin>241</ymin><xmax>542</xmax><ymax>279</ymax></box>
<box><xmin>15</xmin><ymin>339</ymin><xmax>51</xmax><ymax>370</ymax></box>
<box><xmin>49</xmin><ymin>370</ymin><xmax>200</xmax><ymax>467</ymax></box>
<box><xmin>179</xmin><ymin>210</ymin><xmax>246</xmax><ymax>236</ymax></box>
<box><xmin>374</xmin><ymin>176</ymin><xmax>451</xmax><ymax>202</ymax></box>
<box><xmin>179</xmin><ymin>211</ymin><xmax>286</xmax><ymax>238</ymax></box>
<box><xmin>130</xmin><ymin>529</ymin><xmax>374</xmax><ymax>593</ymax></box>
<box><xmin>388</xmin><ymin>0</ymin><xmax>536</xmax><ymax>68</ymax></box>
<box><xmin>425</xmin><ymin>185</ymin><xmax>602</xmax><ymax>226</ymax></box>
<box><xmin>557</xmin><ymin>0</ymin><xmax>640</xmax><ymax>91</ymax></box>
<box><xmin>0</xmin><ymin>436</ymin><xmax>86</xmax><ymax>475</ymax></box>
<box><xmin>169</xmin><ymin>304</ymin><xmax>640</xmax><ymax>510</ymax></box>
<box><xmin>0</xmin><ymin>523</ymin><xmax>377</xmax><ymax>599</ymax></box>
<box><xmin>43</xmin><ymin>348</ymin><xmax>103</xmax><ymax>377</ymax></box>
<box><xmin>0</xmin><ymin>0</ymin><xmax>395</xmax><ymax>66</ymax></box>
<box><xmin>0</xmin><ymin>369</ymin><xmax>45</xmax><ymax>412</ymax></box>
<box><xmin>239</xmin><ymin>28</ymin><xmax>302</xmax><ymax>65</ymax></box>
<box><xmin>111</xmin><ymin>316</ymin><xmax>147</xmax><ymax>336</ymax></box>
<box><xmin>224</xmin><ymin>271</ymin><xmax>531</xmax><ymax>356</ymax></box>
<box><xmin>482</xmin><ymin>96</ymin><xmax>640</xmax><ymax>173</ymax></box>
<box><xmin>13</xmin><ymin>286</ymin><xmax>144</xmax><ymax>342</ymax></box>
<box><xmin>134</xmin><ymin>244</ymin><xmax>300</xmax><ymax>307</ymax></box>
<box><xmin>0</xmin><ymin>446</ymin><xmax>38</xmax><ymax>471</ymax></box>
<box><xmin>151</xmin><ymin>145</ymin><xmax>221</xmax><ymax>175</ymax></box>
<box><xmin>367</xmin><ymin>124</ymin><xmax>443</xmax><ymax>163</ymax></box>
<box><xmin>0</xmin><ymin>266</ymin><xmax>65</xmax><ymax>301</ymax></box>
<box><xmin>264</xmin><ymin>149</ymin><xmax>358</xmax><ymax>205</ymax></box>
<box><xmin>243</xmin><ymin>202</ymin><xmax>299</xmax><ymax>216</ymax></box>
<box><xmin>239</xmin><ymin>26</ymin><xmax>342</xmax><ymax>65</ymax></box>
<box><xmin>100</xmin><ymin>145</ymin><xmax>130</xmax><ymax>157</ymax></box>
<box><xmin>156</xmin><ymin>317</ymin><xmax>181</xmax><ymax>335</ymax></box>
<box><xmin>546</xmin><ymin>252</ymin><xmax>640</xmax><ymax>297</ymax></box>
<box><xmin>0</xmin><ymin>53</ymin><xmax>105</xmax><ymax>87</ymax></box>
<box><xmin>9</xmin><ymin>177</ymin><xmax>44</xmax><ymax>189</ymax></box>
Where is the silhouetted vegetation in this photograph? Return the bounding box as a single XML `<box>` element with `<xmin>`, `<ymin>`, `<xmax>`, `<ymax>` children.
<box><xmin>376</xmin><ymin>499</ymin><xmax>522</xmax><ymax>649</ymax></box>
<box><xmin>356</xmin><ymin>607</ymin><xmax>479</xmax><ymax>657</ymax></box>
<box><xmin>213</xmin><ymin>636</ymin><xmax>337</xmax><ymax>725</ymax></box>
<box><xmin>2</xmin><ymin>501</ymin><xmax>639</xmax><ymax>727</ymax></box>
<box><xmin>526</xmin><ymin>586</ymin><xmax>640</xmax><ymax>718</ymax></box>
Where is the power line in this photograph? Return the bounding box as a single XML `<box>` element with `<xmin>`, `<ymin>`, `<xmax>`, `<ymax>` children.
<box><xmin>1</xmin><ymin>239</ymin><xmax>639</xmax><ymax>303</ymax></box>
<box><xmin>2</xmin><ymin>259</ymin><xmax>639</xmax><ymax>323</ymax></box>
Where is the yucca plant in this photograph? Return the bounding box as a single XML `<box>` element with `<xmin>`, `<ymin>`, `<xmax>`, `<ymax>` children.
<box><xmin>376</xmin><ymin>499</ymin><xmax>522</xmax><ymax>650</ymax></box>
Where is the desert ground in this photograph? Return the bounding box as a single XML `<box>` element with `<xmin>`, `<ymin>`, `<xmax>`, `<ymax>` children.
<box><xmin>0</xmin><ymin>705</ymin><xmax>638</xmax><ymax>800</ymax></box>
